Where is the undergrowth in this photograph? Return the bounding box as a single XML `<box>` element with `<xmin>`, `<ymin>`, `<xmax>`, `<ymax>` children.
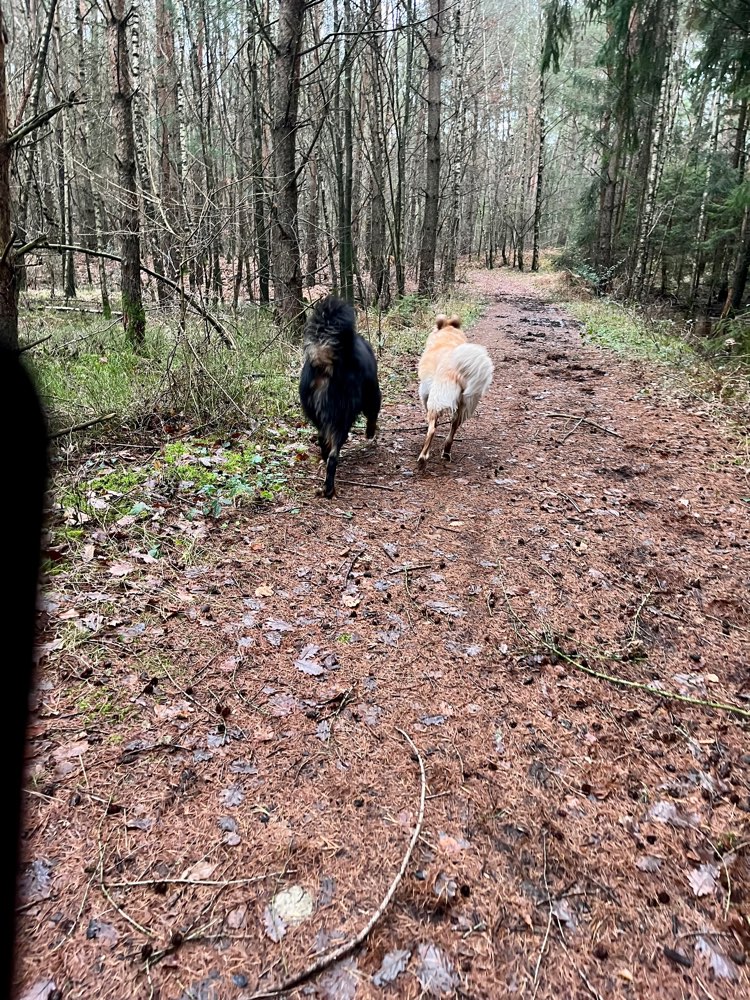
<box><xmin>21</xmin><ymin>289</ymin><xmax>482</xmax><ymax>442</ymax></box>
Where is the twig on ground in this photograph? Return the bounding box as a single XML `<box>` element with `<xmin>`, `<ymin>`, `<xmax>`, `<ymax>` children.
<box><xmin>499</xmin><ymin>579</ymin><xmax>750</xmax><ymax>720</ymax></box>
<box><xmin>336</xmin><ymin>478</ymin><xmax>396</xmax><ymax>492</ymax></box>
<box><xmin>532</xmin><ymin>833</ymin><xmax>553</xmax><ymax>996</ymax></box>
<box><xmin>247</xmin><ymin>728</ymin><xmax>427</xmax><ymax>999</ymax></box>
<box><xmin>544</xmin><ymin>412</ymin><xmax>622</xmax><ymax>439</ymax></box>
<box><xmin>18</xmin><ymin>334</ymin><xmax>52</xmax><ymax>353</ymax></box>
<box><xmin>49</xmin><ymin>412</ymin><xmax>116</xmax><ymax>439</ymax></box>
<box><xmin>343</xmin><ymin>549</ymin><xmax>364</xmax><ymax>584</ymax></box>
<box><xmin>387</xmin><ymin>562</ymin><xmax>432</xmax><ymax>575</ymax></box>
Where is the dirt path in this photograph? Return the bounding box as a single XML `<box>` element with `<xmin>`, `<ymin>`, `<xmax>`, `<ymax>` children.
<box><xmin>19</xmin><ymin>271</ymin><xmax>750</xmax><ymax>999</ymax></box>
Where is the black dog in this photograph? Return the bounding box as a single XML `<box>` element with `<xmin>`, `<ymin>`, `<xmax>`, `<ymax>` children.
<box><xmin>299</xmin><ymin>297</ymin><xmax>381</xmax><ymax>498</ymax></box>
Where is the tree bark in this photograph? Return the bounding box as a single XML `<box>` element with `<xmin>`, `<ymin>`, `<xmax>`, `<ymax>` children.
<box><xmin>271</xmin><ymin>0</ymin><xmax>305</xmax><ymax>333</ymax></box>
<box><xmin>0</xmin><ymin>6</ymin><xmax>18</xmax><ymax>351</ymax></box>
<box><xmin>418</xmin><ymin>0</ymin><xmax>443</xmax><ymax>297</ymax></box>
<box><xmin>108</xmin><ymin>0</ymin><xmax>146</xmax><ymax>348</ymax></box>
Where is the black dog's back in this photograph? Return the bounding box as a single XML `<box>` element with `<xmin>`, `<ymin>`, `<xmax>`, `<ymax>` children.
<box><xmin>299</xmin><ymin>297</ymin><xmax>381</xmax><ymax>498</ymax></box>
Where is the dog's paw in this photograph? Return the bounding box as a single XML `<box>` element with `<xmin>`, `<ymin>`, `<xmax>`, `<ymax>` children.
<box><xmin>441</xmin><ymin>449</ymin><xmax>452</xmax><ymax>462</ymax></box>
<box><xmin>417</xmin><ymin>454</ymin><xmax>427</xmax><ymax>468</ymax></box>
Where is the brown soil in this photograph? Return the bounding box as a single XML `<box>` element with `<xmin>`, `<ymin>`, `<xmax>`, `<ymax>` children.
<box><xmin>18</xmin><ymin>270</ymin><xmax>750</xmax><ymax>1000</ymax></box>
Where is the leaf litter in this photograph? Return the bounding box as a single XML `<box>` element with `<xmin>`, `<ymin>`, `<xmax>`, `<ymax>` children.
<box><xmin>20</xmin><ymin>270</ymin><xmax>750</xmax><ymax>1000</ymax></box>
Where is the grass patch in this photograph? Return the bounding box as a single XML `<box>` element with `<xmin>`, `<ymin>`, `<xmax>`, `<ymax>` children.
<box><xmin>564</xmin><ymin>298</ymin><xmax>693</xmax><ymax>365</ymax></box>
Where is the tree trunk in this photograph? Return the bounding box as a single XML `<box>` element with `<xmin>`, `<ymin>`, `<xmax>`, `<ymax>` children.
<box><xmin>689</xmin><ymin>92</ymin><xmax>721</xmax><ymax>311</ymax></box>
<box><xmin>531</xmin><ymin>68</ymin><xmax>546</xmax><ymax>272</ymax></box>
<box><xmin>0</xmin><ymin>7</ymin><xmax>18</xmax><ymax>351</ymax></box>
<box><xmin>108</xmin><ymin>0</ymin><xmax>145</xmax><ymax>348</ymax></box>
<box><xmin>418</xmin><ymin>0</ymin><xmax>443</xmax><ymax>297</ymax></box>
<box><xmin>271</xmin><ymin>0</ymin><xmax>305</xmax><ymax>333</ymax></box>
<box><xmin>155</xmin><ymin>0</ymin><xmax>182</xmax><ymax>291</ymax></box>
<box><xmin>722</xmin><ymin>203</ymin><xmax>750</xmax><ymax>315</ymax></box>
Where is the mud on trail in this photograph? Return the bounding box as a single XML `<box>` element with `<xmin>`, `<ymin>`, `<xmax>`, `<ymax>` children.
<box><xmin>19</xmin><ymin>270</ymin><xmax>750</xmax><ymax>999</ymax></box>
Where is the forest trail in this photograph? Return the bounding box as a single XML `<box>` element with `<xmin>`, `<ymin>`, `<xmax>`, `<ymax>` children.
<box><xmin>20</xmin><ymin>270</ymin><xmax>750</xmax><ymax>999</ymax></box>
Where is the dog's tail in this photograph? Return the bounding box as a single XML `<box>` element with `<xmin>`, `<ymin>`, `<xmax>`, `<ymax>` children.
<box><xmin>304</xmin><ymin>296</ymin><xmax>356</xmax><ymax>363</ymax></box>
<box><xmin>427</xmin><ymin>344</ymin><xmax>493</xmax><ymax>423</ymax></box>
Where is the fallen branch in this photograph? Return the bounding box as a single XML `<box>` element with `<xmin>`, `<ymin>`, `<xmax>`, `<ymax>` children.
<box><xmin>336</xmin><ymin>478</ymin><xmax>396</xmax><ymax>492</ymax></box>
<box><xmin>24</xmin><ymin>304</ymin><xmax>121</xmax><ymax>317</ymax></box>
<box><xmin>40</xmin><ymin>242</ymin><xmax>236</xmax><ymax>349</ymax></box>
<box><xmin>544</xmin><ymin>412</ymin><xmax>622</xmax><ymax>439</ymax></box>
<box><xmin>248</xmin><ymin>728</ymin><xmax>427</xmax><ymax>999</ymax></box>
<box><xmin>500</xmin><ymin>582</ymin><xmax>750</xmax><ymax>721</ymax></box>
<box><xmin>387</xmin><ymin>562</ymin><xmax>432</xmax><ymax>576</ymax></box>
<box><xmin>49</xmin><ymin>412</ymin><xmax>116</xmax><ymax>440</ymax></box>
<box><xmin>18</xmin><ymin>334</ymin><xmax>52</xmax><ymax>354</ymax></box>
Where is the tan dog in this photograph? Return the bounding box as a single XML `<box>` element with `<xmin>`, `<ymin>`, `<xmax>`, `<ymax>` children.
<box><xmin>417</xmin><ymin>314</ymin><xmax>493</xmax><ymax>465</ymax></box>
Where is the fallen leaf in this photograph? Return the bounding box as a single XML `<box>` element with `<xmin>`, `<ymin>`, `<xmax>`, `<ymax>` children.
<box><xmin>255</xmin><ymin>585</ymin><xmax>274</xmax><ymax>597</ymax></box>
<box><xmin>262</xmin><ymin>901</ymin><xmax>286</xmax><ymax>943</ymax></box>
<box><xmin>221</xmin><ymin>785</ymin><xmax>245</xmax><ymax>808</ymax></box>
<box><xmin>372</xmin><ymin>949</ymin><xmax>411</xmax><ymax>987</ymax></box>
<box><xmin>181</xmin><ymin>860</ymin><xmax>217</xmax><ymax>881</ymax></box>
<box><xmin>696</xmin><ymin>934</ymin><xmax>739</xmax><ymax>981</ymax></box>
<box><xmin>636</xmin><ymin>855</ymin><xmax>662</xmax><ymax>873</ymax></box>
<box><xmin>316</xmin><ymin>720</ymin><xmax>331</xmax><ymax>742</ymax></box>
<box><xmin>318</xmin><ymin>957</ymin><xmax>358</xmax><ymax>1000</ymax></box>
<box><xmin>227</xmin><ymin>905</ymin><xmax>247</xmax><ymax>930</ymax></box>
<box><xmin>342</xmin><ymin>592</ymin><xmax>361</xmax><ymax>608</ymax></box>
<box><xmin>109</xmin><ymin>561</ymin><xmax>134</xmax><ymax>577</ymax></box>
<box><xmin>81</xmin><ymin>544</ymin><xmax>95</xmax><ymax>563</ymax></box>
<box><xmin>19</xmin><ymin>981</ymin><xmax>57</xmax><ymax>1000</ymax></box>
<box><xmin>415</xmin><ymin>943</ymin><xmax>459</xmax><ymax>996</ymax></box>
<box><xmin>18</xmin><ymin>860</ymin><xmax>53</xmax><ymax>904</ymax></box>
<box><xmin>551</xmin><ymin>897</ymin><xmax>577</xmax><ymax>929</ymax></box>
<box><xmin>86</xmin><ymin>918</ymin><xmax>119</xmax><ymax>947</ymax></box>
<box><xmin>689</xmin><ymin>864</ymin><xmax>719</xmax><ymax>897</ymax></box>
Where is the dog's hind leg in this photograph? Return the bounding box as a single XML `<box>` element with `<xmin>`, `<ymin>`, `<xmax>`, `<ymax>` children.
<box><xmin>321</xmin><ymin>431</ymin><xmax>347</xmax><ymax>499</ymax></box>
<box><xmin>363</xmin><ymin>382</ymin><xmax>381</xmax><ymax>439</ymax></box>
<box><xmin>441</xmin><ymin>411</ymin><xmax>462</xmax><ymax>461</ymax></box>
<box><xmin>441</xmin><ymin>401</ymin><xmax>465</xmax><ymax>461</ymax></box>
<box><xmin>417</xmin><ymin>412</ymin><xmax>438</xmax><ymax>467</ymax></box>
<box><xmin>318</xmin><ymin>432</ymin><xmax>330</xmax><ymax>462</ymax></box>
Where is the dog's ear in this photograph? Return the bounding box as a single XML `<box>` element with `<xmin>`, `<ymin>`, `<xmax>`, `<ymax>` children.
<box><xmin>449</xmin><ymin>315</ymin><xmax>462</xmax><ymax>329</ymax></box>
<box><xmin>435</xmin><ymin>314</ymin><xmax>447</xmax><ymax>330</ymax></box>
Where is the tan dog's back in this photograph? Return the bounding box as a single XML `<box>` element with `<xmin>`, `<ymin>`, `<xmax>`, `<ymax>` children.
<box><xmin>418</xmin><ymin>315</ymin><xmax>466</xmax><ymax>382</ymax></box>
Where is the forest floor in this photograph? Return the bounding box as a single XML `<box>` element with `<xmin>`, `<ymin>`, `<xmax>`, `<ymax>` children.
<box><xmin>17</xmin><ymin>269</ymin><xmax>750</xmax><ymax>1000</ymax></box>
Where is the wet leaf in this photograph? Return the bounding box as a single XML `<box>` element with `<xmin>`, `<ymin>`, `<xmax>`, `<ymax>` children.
<box><xmin>221</xmin><ymin>785</ymin><xmax>245</xmax><ymax>808</ymax></box>
<box><xmin>372</xmin><ymin>948</ymin><xmax>411</xmax><ymax>987</ymax></box>
<box><xmin>86</xmin><ymin>918</ymin><xmax>119</xmax><ymax>947</ymax></box>
<box><xmin>636</xmin><ymin>855</ymin><xmax>662</xmax><ymax>873</ymax></box>
<box><xmin>18</xmin><ymin>860</ymin><xmax>53</xmax><ymax>904</ymax></box>
<box><xmin>318</xmin><ymin>957</ymin><xmax>358</xmax><ymax>999</ymax></box>
<box><xmin>696</xmin><ymin>934</ymin><xmax>739</xmax><ymax>981</ymax></box>
<box><xmin>415</xmin><ymin>943</ymin><xmax>459</xmax><ymax>995</ymax></box>
<box><xmin>109</xmin><ymin>561</ymin><xmax>134</xmax><ymax>577</ymax></box>
<box><xmin>227</xmin><ymin>905</ymin><xmax>247</xmax><ymax>930</ymax></box>
<box><xmin>19</xmin><ymin>981</ymin><xmax>57</xmax><ymax>1000</ymax></box>
<box><xmin>182</xmin><ymin>861</ymin><xmax>217</xmax><ymax>881</ymax></box>
<box><xmin>646</xmin><ymin>800</ymin><xmax>700</xmax><ymax>828</ymax></box>
<box><xmin>688</xmin><ymin>864</ymin><xmax>719</xmax><ymax>897</ymax></box>
<box><xmin>551</xmin><ymin>897</ymin><xmax>577</xmax><ymax>929</ymax></box>
<box><xmin>433</xmin><ymin>872</ymin><xmax>457</xmax><ymax>900</ymax></box>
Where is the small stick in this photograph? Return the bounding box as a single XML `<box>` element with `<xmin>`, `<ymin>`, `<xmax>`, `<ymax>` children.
<box><xmin>337</xmin><ymin>478</ymin><xmax>395</xmax><ymax>492</ymax></box>
<box><xmin>343</xmin><ymin>549</ymin><xmax>364</xmax><ymax>584</ymax></box>
<box><xmin>18</xmin><ymin>334</ymin><xmax>52</xmax><ymax>353</ymax></box>
<box><xmin>247</xmin><ymin>728</ymin><xmax>427</xmax><ymax>1000</ymax></box>
<box><xmin>106</xmin><ymin>873</ymin><xmax>285</xmax><ymax>889</ymax></box>
<box><xmin>532</xmin><ymin>833</ymin><xmax>554</xmax><ymax>996</ymax></box>
<box><xmin>387</xmin><ymin>563</ymin><xmax>432</xmax><ymax>576</ymax></box>
<box><xmin>544</xmin><ymin>412</ymin><xmax>622</xmax><ymax>439</ymax></box>
<box><xmin>49</xmin><ymin>412</ymin><xmax>116</xmax><ymax>439</ymax></box>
